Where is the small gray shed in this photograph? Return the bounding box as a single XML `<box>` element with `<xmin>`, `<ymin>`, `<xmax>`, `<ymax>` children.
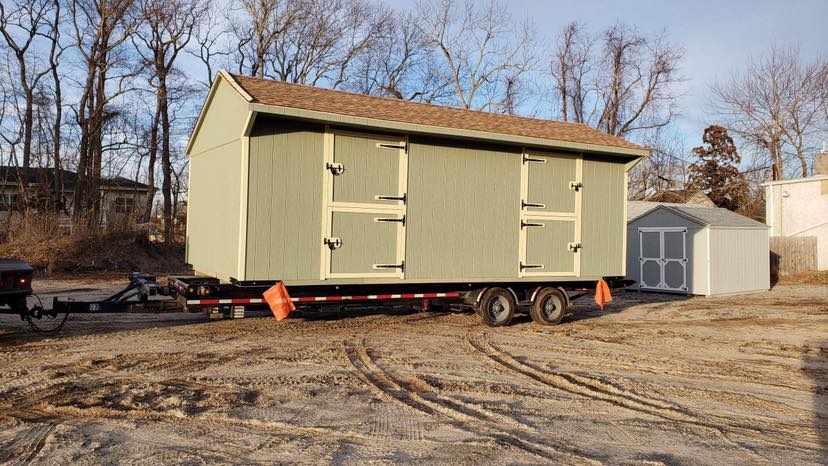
<box><xmin>626</xmin><ymin>203</ymin><xmax>770</xmax><ymax>296</ymax></box>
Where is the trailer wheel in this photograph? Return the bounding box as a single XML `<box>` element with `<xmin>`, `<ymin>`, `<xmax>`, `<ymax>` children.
<box><xmin>529</xmin><ymin>287</ymin><xmax>567</xmax><ymax>325</ymax></box>
<box><xmin>478</xmin><ymin>288</ymin><xmax>516</xmax><ymax>327</ymax></box>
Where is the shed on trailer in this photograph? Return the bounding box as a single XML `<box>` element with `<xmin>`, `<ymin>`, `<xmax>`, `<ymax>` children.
<box><xmin>185</xmin><ymin>71</ymin><xmax>648</xmax><ymax>288</ymax></box>
<box><xmin>626</xmin><ymin>203</ymin><xmax>770</xmax><ymax>297</ymax></box>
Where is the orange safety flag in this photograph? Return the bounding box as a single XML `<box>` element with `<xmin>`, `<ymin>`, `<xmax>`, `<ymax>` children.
<box><xmin>594</xmin><ymin>278</ymin><xmax>612</xmax><ymax>311</ymax></box>
<box><xmin>263</xmin><ymin>282</ymin><xmax>296</xmax><ymax>321</ymax></box>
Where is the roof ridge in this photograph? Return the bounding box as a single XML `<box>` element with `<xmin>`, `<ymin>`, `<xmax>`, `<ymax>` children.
<box><xmin>229</xmin><ymin>73</ymin><xmax>597</xmax><ymax>128</ymax></box>
<box><xmin>227</xmin><ymin>73</ymin><xmax>643</xmax><ymax>147</ymax></box>
<box><xmin>225</xmin><ymin>72</ymin><xmax>647</xmax><ymax>152</ymax></box>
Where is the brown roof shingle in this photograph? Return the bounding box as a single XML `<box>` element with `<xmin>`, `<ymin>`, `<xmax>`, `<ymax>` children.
<box><xmin>228</xmin><ymin>73</ymin><xmax>647</xmax><ymax>153</ymax></box>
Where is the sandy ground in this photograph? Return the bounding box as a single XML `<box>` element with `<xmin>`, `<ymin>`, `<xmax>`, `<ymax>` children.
<box><xmin>0</xmin><ymin>278</ymin><xmax>825</xmax><ymax>465</ymax></box>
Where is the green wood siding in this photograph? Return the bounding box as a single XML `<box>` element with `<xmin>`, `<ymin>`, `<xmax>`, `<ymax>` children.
<box><xmin>187</xmin><ymin>140</ymin><xmax>242</xmax><ymax>280</ymax></box>
<box><xmin>580</xmin><ymin>158</ymin><xmax>626</xmax><ymax>276</ymax></box>
<box><xmin>525</xmin><ymin>220</ymin><xmax>575</xmax><ymax>273</ymax></box>
<box><xmin>332</xmin><ymin>133</ymin><xmax>402</xmax><ymax>205</ymax></box>
<box><xmin>330</xmin><ymin>211</ymin><xmax>399</xmax><ymax>274</ymax></box>
<box><xmin>189</xmin><ymin>78</ymin><xmax>250</xmax><ymax>155</ymax></box>
<box><xmin>245</xmin><ymin>117</ymin><xmax>324</xmax><ymax>280</ymax></box>
<box><xmin>405</xmin><ymin>139</ymin><xmax>521</xmax><ymax>279</ymax></box>
<box><xmin>238</xmin><ymin>119</ymin><xmax>632</xmax><ymax>285</ymax></box>
<box><xmin>526</xmin><ymin>155</ymin><xmax>576</xmax><ymax>214</ymax></box>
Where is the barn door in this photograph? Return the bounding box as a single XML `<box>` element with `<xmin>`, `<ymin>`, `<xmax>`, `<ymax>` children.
<box><xmin>638</xmin><ymin>227</ymin><xmax>687</xmax><ymax>292</ymax></box>
<box><xmin>321</xmin><ymin>130</ymin><xmax>407</xmax><ymax>279</ymax></box>
<box><xmin>519</xmin><ymin>151</ymin><xmax>582</xmax><ymax>277</ymax></box>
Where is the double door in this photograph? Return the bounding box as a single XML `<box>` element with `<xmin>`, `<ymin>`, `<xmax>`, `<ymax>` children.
<box><xmin>518</xmin><ymin>152</ymin><xmax>582</xmax><ymax>277</ymax></box>
<box><xmin>321</xmin><ymin>130</ymin><xmax>407</xmax><ymax>279</ymax></box>
<box><xmin>638</xmin><ymin>228</ymin><xmax>687</xmax><ymax>292</ymax></box>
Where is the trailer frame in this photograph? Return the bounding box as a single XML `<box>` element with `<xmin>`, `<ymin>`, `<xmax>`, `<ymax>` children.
<box><xmin>6</xmin><ymin>269</ymin><xmax>634</xmax><ymax>331</ymax></box>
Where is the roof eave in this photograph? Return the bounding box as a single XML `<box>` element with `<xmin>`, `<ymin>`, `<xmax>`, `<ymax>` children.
<box><xmin>248</xmin><ymin>102</ymin><xmax>650</xmax><ymax>159</ymax></box>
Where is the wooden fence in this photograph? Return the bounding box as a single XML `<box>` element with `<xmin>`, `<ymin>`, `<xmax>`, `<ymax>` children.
<box><xmin>770</xmin><ymin>236</ymin><xmax>818</xmax><ymax>276</ymax></box>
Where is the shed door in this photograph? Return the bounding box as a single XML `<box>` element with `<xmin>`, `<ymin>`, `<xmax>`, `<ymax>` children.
<box><xmin>519</xmin><ymin>152</ymin><xmax>581</xmax><ymax>277</ymax></box>
<box><xmin>322</xmin><ymin>131</ymin><xmax>407</xmax><ymax>279</ymax></box>
<box><xmin>638</xmin><ymin>228</ymin><xmax>687</xmax><ymax>293</ymax></box>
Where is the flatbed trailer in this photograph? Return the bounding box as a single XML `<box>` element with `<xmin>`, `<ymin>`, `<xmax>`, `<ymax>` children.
<box><xmin>5</xmin><ymin>269</ymin><xmax>633</xmax><ymax>332</ymax></box>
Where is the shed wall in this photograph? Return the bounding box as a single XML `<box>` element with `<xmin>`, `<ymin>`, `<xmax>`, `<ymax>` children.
<box><xmin>187</xmin><ymin>141</ymin><xmax>243</xmax><ymax>280</ymax></box>
<box><xmin>708</xmin><ymin>228</ymin><xmax>770</xmax><ymax>295</ymax></box>
<box><xmin>240</xmin><ymin>118</ymin><xmax>632</xmax><ymax>285</ymax></box>
<box><xmin>189</xmin><ymin>78</ymin><xmax>249</xmax><ymax>155</ymax></box>
<box><xmin>405</xmin><ymin>138</ymin><xmax>521</xmax><ymax>279</ymax></box>
<box><xmin>581</xmin><ymin>158</ymin><xmax>626</xmax><ymax>277</ymax></box>
<box><xmin>244</xmin><ymin>118</ymin><xmax>325</xmax><ymax>280</ymax></box>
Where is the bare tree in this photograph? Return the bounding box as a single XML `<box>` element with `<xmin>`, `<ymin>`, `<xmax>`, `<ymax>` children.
<box><xmin>596</xmin><ymin>24</ymin><xmax>682</xmax><ymax>137</ymax></box>
<box><xmin>225</xmin><ymin>0</ymin><xmax>391</xmax><ymax>87</ymax></box>
<box><xmin>547</xmin><ymin>22</ymin><xmax>682</xmax><ymax>139</ymax></box>
<box><xmin>188</xmin><ymin>6</ymin><xmax>230</xmax><ymax>88</ymax></box>
<box><xmin>228</xmin><ymin>0</ymin><xmax>293</xmax><ymax>78</ymax></box>
<box><xmin>345</xmin><ymin>11</ymin><xmax>449</xmax><ymax>102</ymax></box>
<box><xmin>549</xmin><ymin>22</ymin><xmax>593</xmax><ymax>123</ymax></box>
<box><xmin>416</xmin><ymin>0</ymin><xmax>536</xmax><ymax>111</ymax></box>
<box><xmin>713</xmin><ymin>46</ymin><xmax>827</xmax><ymax>179</ymax></box>
<box><xmin>134</xmin><ymin>0</ymin><xmax>205</xmax><ymax>240</ymax></box>
<box><xmin>0</xmin><ymin>0</ymin><xmax>56</xmax><ymax>202</ymax></box>
<box><xmin>41</xmin><ymin>0</ymin><xmax>66</xmax><ymax>210</ymax></box>
<box><xmin>70</xmin><ymin>0</ymin><xmax>139</xmax><ymax>219</ymax></box>
<box><xmin>627</xmin><ymin>128</ymin><xmax>689</xmax><ymax>200</ymax></box>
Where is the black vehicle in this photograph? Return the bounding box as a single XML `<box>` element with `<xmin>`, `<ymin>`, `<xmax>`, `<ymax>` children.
<box><xmin>0</xmin><ymin>259</ymin><xmax>33</xmax><ymax>312</ymax></box>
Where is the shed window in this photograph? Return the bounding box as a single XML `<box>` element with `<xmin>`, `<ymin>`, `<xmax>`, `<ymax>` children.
<box><xmin>114</xmin><ymin>197</ymin><xmax>135</xmax><ymax>213</ymax></box>
<box><xmin>0</xmin><ymin>193</ymin><xmax>20</xmax><ymax>211</ymax></box>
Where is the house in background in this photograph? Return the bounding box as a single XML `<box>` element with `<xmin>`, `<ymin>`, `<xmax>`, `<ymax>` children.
<box><xmin>763</xmin><ymin>151</ymin><xmax>828</xmax><ymax>271</ymax></box>
<box><xmin>0</xmin><ymin>167</ymin><xmax>150</xmax><ymax>226</ymax></box>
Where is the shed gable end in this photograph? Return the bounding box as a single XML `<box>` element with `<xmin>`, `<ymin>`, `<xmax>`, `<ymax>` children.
<box><xmin>187</xmin><ymin>76</ymin><xmax>251</xmax><ymax>156</ymax></box>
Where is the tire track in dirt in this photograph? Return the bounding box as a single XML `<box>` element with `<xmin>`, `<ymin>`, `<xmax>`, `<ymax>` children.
<box><xmin>343</xmin><ymin>337</ymin><xmax>600</xmax><ymax>465</ymax></box>
<box><xmin>503</xmin><ymin>336</ymin><xmax>813</xmax><ymax>416</ymax></box>
<box><xmin>0</xmin><ymin>421</ymin><xmax>56</xmax><ymax>465</ymax></box>
<box><xmin>525</xmin><ymin>331</ymin><xmax>810</xmax><ymax>391</ymax></box>
<box><xmin>468</xmin><ymin>333</ymin><xmax>821</xmax><ymax>457</ymax></box>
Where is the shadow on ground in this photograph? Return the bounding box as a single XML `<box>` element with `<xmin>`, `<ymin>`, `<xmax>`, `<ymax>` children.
<box><xmin>0</xmin><ymin>312</ymin><xmax>209</xmax><ymax>345</ymax></box>
<box><xmin>803</xmin><ymin>340</ymin><xmax>828</xmax><ymax>461</ymax></box>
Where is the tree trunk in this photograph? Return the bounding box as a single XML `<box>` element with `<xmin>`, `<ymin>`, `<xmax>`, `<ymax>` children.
<box><xmin>144</xmin><ymin>101</ymin><xmax>160</xmax><ymax>222</ymax></box>
<box><xmin>52</xmin><ymin>75</ymin><xmax>63</xmax><ymax>211</ymax></box>
<box><xmin>159</xmin><ymin>77</ymin><xmax>173</xmax><ymax>243</ymax></box>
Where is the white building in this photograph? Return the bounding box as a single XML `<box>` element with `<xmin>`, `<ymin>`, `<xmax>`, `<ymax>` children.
<box><xmin>763</xmin><ymin>152</ymin><xmax>828</xmax><ymax>270</ymax></box>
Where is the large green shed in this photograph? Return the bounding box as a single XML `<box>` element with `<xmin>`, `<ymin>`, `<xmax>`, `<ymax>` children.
<box><xmin>185</xmin><ymin>71</ymin><xmax>648</xmax><ymax>289</ymax></box>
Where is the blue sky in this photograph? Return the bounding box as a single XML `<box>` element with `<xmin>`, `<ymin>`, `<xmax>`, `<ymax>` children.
<box><xmin>386</xmin><ymin>0</ymin><xmax>828</xmax><ymax>154</ymax></box>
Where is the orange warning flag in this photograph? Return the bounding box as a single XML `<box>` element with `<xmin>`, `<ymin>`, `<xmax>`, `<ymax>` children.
<box><xmin>263</xmin><ymin>282</ymin><xmax>296</xmax><ymax>321</ymax></box>
<box><xmin>594</xmin><ymin>278</ymin><xmax>612</xmax><ymax>311</ymax></box>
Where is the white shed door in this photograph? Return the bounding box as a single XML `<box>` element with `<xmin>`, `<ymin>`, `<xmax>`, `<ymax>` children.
<box><xmin>638</xmin><ymin>227</ymin><xmax>687</xmax><ymax>293</ymax></box>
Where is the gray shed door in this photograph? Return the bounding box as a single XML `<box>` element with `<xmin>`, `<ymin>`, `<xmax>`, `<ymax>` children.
<box><xmin>638</xmin><ymin>227</ymin><xmax>687</xmax><ymax>292</ymax></box>
<box><xmin>323</xmin><ymin>131</ymin><xmax>407</xmax><ymax>279</ymax></box>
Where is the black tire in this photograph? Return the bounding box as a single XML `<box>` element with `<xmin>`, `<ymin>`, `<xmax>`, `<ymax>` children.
<box><xmin>477</xmin><ymin>288</ymin><xmax>516</xmax><ymax>327</ymax></box>
<box><xmin>529</xmin><ymin>287</ymin><xmax>568</xmax><ymax>325</ymax></box>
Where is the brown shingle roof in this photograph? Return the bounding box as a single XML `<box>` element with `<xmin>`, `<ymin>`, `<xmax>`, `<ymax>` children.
<box><xmin>227</xmin><ymin>73</ymin><xmax>647</xmax><ymax>153</ymax></box>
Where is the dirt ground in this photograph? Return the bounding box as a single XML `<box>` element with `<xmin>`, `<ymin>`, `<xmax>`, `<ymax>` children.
<box><xmin>0</xmin><ymin>279</ymin><xmax>825</xmax><ymax>465</ymax></box>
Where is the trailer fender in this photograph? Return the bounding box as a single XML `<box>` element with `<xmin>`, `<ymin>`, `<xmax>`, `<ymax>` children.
<box><xmin>557</xmin><ymin>286</ymin><xmax>571</xmax><ymax>309</ymax></box>
<box><xmin>465</xmin><ymin>287</ymin><xmax>519</xmax><ymax>307</ymax></box>
<box><xmin>528</xmin><ymin>286</ymin><xmax>571</xmax><ymax>309</ymax></box>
